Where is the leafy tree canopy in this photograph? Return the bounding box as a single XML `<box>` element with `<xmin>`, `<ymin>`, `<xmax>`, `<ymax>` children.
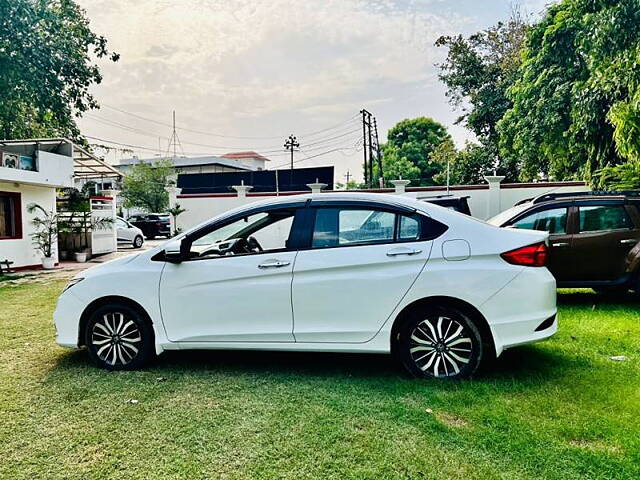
<box><xmin>0</xmin><ymin>0</ymin><xmax>119</xmax><ymax>140</ymax></box>
<box><xmin>375</xmin><ymin>117</ymin><xmax>451</xmax><ymax>186</ymax></box>
<box><xmin>436</xmin><ymin>11</ymin><xmax>529</xmax><ymax>178</ymax></box>
<box><xmin>431</xmin><ymin>141</ymin><xmax>497</xmax><ymax>186</ymax></box>
<box><xmin>498</xmin><ymin>0</ymin><xmax>640</xmax><ymax>182</ymax></box>
<box><xmin>121</xmin><ymin>160</ymin><xmax>174</xmax><ymax>213</ymax></box>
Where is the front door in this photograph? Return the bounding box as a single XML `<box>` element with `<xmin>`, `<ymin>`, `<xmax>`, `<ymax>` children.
<box><xmin>292</xmin><ymin>206</ymin><xmax>430</xmax><ymax>343</ymax></box>
<box><xmin>159</xmin><ymin>207</ymin><xmax>299</xmax><ymax>343</ymax></box>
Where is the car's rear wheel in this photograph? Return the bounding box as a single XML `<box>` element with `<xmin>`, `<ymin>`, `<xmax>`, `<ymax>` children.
<box><xmin>85</xmin><ymin>303</ymin><xmax>154</xmax><ymax>370</ymax></box>
<box><xmin>396</xmin><ymin>305</ymin><xmax>483</xmax><ymax>380</ymax></box>
<box><xmin>132</xmin><ymin>235</ymin><xmax>143</xmax><ymax>248</ymax></box>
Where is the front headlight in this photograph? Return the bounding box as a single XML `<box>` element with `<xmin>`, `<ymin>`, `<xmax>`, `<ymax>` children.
<box><xmin>63</xmin><ymin>277</ymin><xmax>84</xmax><ymax>293</ymax></box>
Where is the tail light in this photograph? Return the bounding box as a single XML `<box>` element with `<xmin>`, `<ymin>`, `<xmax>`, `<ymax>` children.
<box><xmin>501</xmin><ymin>242</ymin><xmax>548</xmax><ymax>267</ymax></box>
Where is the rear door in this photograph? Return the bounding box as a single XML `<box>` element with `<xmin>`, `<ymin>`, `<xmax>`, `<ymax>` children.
<box><xmin>509</xmin><ymin>205</ymin><xmax>575</xmax><ymax>282</ymax></box>
<box><xmin>572</xmin><ymin>202</ymin><xmax>639</xmax><ymax>281</ymax></box>
<box><xmin>291</xmin><ymin>202</ymin><xmax>440</xmax><ymax>343</ymax></box>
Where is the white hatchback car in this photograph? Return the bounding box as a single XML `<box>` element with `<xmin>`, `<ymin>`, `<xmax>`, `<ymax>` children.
<box><xmin>54</xmin><ymin>193</ymin><xmax>557</xmax><ymax>379</ymax></box>
<box><xmin>115</xmin><ymin>217</ymin><xmax>144</xmax><ymax>249</ymax></box>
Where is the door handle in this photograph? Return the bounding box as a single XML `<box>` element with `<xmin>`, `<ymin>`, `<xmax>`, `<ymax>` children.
<box><xmin>258</xmin><ymin>259</ymin><xmax>291</xmax><ymax>269</ymax></box>
<box><xmin>620</xmin><ymin>239</ymin><xmax>638</xmax><ymax>245</ymax></box>
<box><xmin>551</xmin><ymin>242</ymin><xmax>569</xmax><ymax>247</ymax></box>
<box><xmin>386</xmin><ymin>248</ymin><xmax>422</xmax><ymax>257</ymax></box>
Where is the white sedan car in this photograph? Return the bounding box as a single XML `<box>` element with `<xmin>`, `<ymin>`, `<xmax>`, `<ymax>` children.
<box><xmin>116</xmin><ymin>217</ymin><xmax>144</xmax><ymax>249</ymax></box>
<box><xmin>54</xmin><ymin>193</ymin><xmax>557</xmax><ymax>379</ymax></box>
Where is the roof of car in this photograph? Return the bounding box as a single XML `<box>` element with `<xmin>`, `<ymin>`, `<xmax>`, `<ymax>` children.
<box><xmin>530</xmin><ymin>190</ymin><xmax>640</xmax><ymax>205</ymax></box>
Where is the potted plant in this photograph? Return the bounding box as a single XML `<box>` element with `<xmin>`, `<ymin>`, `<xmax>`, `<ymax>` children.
<box><xmin>27</xmin><ymin>203</ymin><xmax>58</xmax><ymax>269</ymax></box>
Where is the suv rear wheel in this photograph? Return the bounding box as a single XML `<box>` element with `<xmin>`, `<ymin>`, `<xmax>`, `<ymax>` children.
<box><xmin>396</xmin><ymin>305</ymin><xmax>483</xmax><ymax>380</ymax></box>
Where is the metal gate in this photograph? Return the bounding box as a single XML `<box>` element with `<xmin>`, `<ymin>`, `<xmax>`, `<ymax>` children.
<box><xmin>90</xmin><ymin>196</ymin><xmax>117</xmax><ymax>255</ymax></box>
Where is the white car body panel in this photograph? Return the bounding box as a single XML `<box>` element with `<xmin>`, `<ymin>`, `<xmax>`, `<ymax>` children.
<box><xmin>116</xmin><ymin>217</ymin><xmax>143</xmax><ymax>246</ymax></box>
<box><xmin>54</xmin><ymin>193</ymin><xmax>557</xmax><ymax>360</ymax></box>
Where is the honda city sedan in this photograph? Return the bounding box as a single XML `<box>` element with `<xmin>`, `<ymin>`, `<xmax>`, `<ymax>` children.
<box><xmin>54</xmin><ymin>193</ymin><xmax>557</xmax><ymax>379</ymax></box>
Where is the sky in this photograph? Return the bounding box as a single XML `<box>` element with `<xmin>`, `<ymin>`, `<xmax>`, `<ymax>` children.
<box><xmin>76</xmin><ymin>0</ymin><xmax>551</xmax><ymax>184</ymax></box>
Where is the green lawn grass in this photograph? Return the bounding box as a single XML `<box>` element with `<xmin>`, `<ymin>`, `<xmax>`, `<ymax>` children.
<box><xmin>1</xmin><ymin>280</ymin><xmax>639</xmax><ymax>479</ymax></box>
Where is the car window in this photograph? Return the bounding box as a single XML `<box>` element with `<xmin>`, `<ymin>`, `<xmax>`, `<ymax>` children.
<box><xmin>511</xmin><ymin>207</ymin><xmax>567</xmax><ymax>234</ymax></box>
<box><xmin>579</xmin><ymin>205</ymin><xmax>632</xmax><ymax>232</ymax></box>
<box><xmin>116</xmin><ymin>218</ymin><xmax>128</xmax><ymax>228</ymax></box>
<box><xmin>188</xmin><ymin>209</ymin><xmax>296</xmax><ymax>259</ymax></box>
<box><xmin>311</xmin><ymin>208</ymin><xmax>421</xmax><ymax>248</ymax></box>
<box><xmin>398</xmin><ymin>215</ymin><xmax>420</xmax><ymax>240</ymax></box>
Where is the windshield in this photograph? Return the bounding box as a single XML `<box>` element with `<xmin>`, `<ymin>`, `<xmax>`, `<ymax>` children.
<box><xmin>487</xmin><ymin>203</ymin><xmax>531</xmax><ymax>226</ymax></box>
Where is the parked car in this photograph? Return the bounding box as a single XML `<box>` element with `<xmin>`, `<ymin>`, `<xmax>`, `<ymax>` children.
<box><xmin>420</xmin><ymin>195</ymin><xmax>472</xmax><ymax>215</ymax></box>
<box><xmin>116</xmin><ymin>217</ymin><xmax>144</xmax><ymax>249</ymax></box>
<box><xmin>54</xmin><ymin>193</ymin><xmax>557</xmax><ymax>379</ymax></box>
<box><xmin>488</xmin><ymin>191</ymin><xmax>640</xmax><ymax>293</ymax></box>
<box><xmin>127</xmin><ymin>213</ymin><xmax>171</xmax><ymax>239</ymax></box>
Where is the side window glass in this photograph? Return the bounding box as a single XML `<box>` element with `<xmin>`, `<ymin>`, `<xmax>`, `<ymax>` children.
<box><xmin>312</xmin><ymin>208</ymin><xmax>395</xmax><ymax>248</ymax></box>
<box><xmin>512</xmin><ymin>208</ymin><xmax>567</xmax><ymax>234</ymax></box>
<box><xmin>189</xmin><ymin>209</ymin><xmax>295</xmax><ymax>259</ymax></box>
<box><xmin>398</xmin><ymin>214</ymin><xmax>420</xmax><ymax>241</ymax></box>
<box><xmin>116</xmin><ymin>218</ymin><xmax>127</xmax><ymax>228</ymax></box>
<box><xmin>579</xmin><ymin>205</ymin><xmax>632</xmax><ymax>232</ymax></box>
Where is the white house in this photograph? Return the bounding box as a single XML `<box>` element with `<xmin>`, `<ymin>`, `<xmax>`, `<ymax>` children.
<box><xmin>0</xmin><ymin>138</ymin><xmax>120</xmax><ymax>270</ymax></box>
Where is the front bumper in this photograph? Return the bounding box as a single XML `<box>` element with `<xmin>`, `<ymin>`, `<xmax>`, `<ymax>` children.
<box><xmin>53</xmin><ymin>290</ymin><xmax>85</xmax><ymax>349</ymax></box>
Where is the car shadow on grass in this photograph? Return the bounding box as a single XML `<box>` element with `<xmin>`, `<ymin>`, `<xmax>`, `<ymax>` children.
<box><xmin>52</xmin><ymin>342</ymin><xmax>576</xmax><ymax>388</ymax></box>
<box><xmin>558</xmin><ymin>289</ymin><xmax>640</xmax><ymax>307</ymax></box>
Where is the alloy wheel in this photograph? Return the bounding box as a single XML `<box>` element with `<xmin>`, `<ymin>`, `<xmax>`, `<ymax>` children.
<box><xmin>91</xmin><ymin>312</ymin><xmax>142</xmax><ymax>367</ymax></box>
<box><xmin>409</xmin><ymin>316</ymin><xmax>473</xmax><ymax>378</ymax></box>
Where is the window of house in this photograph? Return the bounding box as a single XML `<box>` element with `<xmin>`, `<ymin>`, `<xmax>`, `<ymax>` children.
<box><xmin>578</xmin><ymin>205</ymin><xmax>632</xmax><ymax>232</ymax></box>
<box><xmin>0</xmin><ymin>192</ymin><xmax>22</xmax><ymax>239</ymax></box>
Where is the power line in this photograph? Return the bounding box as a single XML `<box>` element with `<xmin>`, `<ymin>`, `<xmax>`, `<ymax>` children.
<box><xmin>99</xmin><ymin>103</ymin><xmax>360</xmax><ymax>140</ymax></box>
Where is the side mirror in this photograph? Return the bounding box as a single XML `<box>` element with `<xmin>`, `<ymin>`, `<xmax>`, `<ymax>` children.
<box><xmin>164</xmin><ymin>239</ymin><xmax>184</xmax><ymax>263</ymax></box>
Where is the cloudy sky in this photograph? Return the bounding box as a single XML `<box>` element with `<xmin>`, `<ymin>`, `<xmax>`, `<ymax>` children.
<box><xmin>76</xmin><ymin>0</ymin><xmax>550</xmax><ymax>183</ymax></box>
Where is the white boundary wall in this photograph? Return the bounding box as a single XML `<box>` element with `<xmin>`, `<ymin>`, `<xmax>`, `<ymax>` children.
<box><xmin>169</xmin><ymin>180</ymin><xmax>590</xmax><ymax>232</ymax></box>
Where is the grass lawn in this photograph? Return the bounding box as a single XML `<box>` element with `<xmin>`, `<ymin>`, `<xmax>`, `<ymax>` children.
<box><xmin>1</xmin><ymin>280</ymin><xmax>639</xmax><ymax>479</ymax></box>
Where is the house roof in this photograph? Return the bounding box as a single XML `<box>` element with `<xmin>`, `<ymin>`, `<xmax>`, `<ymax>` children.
<box><xmin>221</xmin><ymin>151</ymin><xmax>271</xmax><ymax>162</ymax></box>
<box><xmin>116</xmin><ymin>155</ymin><xmax>253</xmax><ymax>171</ymax></box>
<box><xmin>0</xmin><ymin>138</ymin><xmax>122</xmax><ymax>179</ymax></box>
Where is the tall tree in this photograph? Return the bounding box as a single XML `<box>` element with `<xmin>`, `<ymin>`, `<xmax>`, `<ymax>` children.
<box><xmin>376</xmin><ymin>117</ymin><xmax>451</xmax><ymax>186</ymax></box>
<box><xmin>0</xmin><ymin>0</ymin><xmax>119</xmax><ymax>140</ymax></box>
<box><xmin>431</xmin><ymin>141</ymin><xmax>495</xmax><ymax>186</ymax></box>
<box><xmin>435</xmin><ymin>10</ymin><xmax>529</xmax><ymax>180</ymax></box>
<box><xmin>121</xmin><ymin>160</ymin><xmax>174</xmax><ymax>213</ymax></box>
<box><xmin>498</xmin><ymin>0</ymin><xmax>640</xmax><ymax>182</ymax></box>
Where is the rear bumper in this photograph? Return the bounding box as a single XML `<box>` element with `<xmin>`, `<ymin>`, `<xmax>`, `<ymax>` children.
<box><xmin>481</xmin><ymin>266</ymin><xmax>558</xmax><ymax>356</ymax></box>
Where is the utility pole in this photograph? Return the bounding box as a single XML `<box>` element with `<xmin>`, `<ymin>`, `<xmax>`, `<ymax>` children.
<box><xmin>372</xmin><ymin>118</ymin><xmax>383</xmax><ymax>188</ymax></box>
<box><xmin>166</xmin><ymin>110</ymin><xmax>184</xmax><ymax>159</ymax></box>
<box><xmin>360</xmin><ymin>109</ymin><xmax>369</xmax><ymax>186</ymax></box>
<box><xmin>284</xmin><ymin>134</ymin><xmax>299</xmax><ymax>170</ymax></box>
<box><xmin>344</xmin><ymin>170</ymin><xmax>352</xmax><ymax>189</ymax></box>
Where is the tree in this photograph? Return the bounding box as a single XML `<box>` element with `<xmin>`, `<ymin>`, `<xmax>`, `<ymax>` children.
<box><xmin>431</xmin><ymin>141</ymin><xmax>496</xmax><ymax>186</ymax></box>
<box><xmin>375</xmin><ymin>117</ymin><xmax>451</xmax><ymax>186</ymax></box>
<box><xmin>436</xmin><ymin>10</ymin><xmax>529</xmax><ymax>178</ymax></box>
<box><xmin>498</xmin><ymin>0</ymin><xmax>640</xmax><ymax>182</ymax></box>
<box><xmin>121</xmin><ymin>160</ymin><xmax>174</xmax><ymax>213</ymax></box>
<box><xmin>0</xmin><ymin>0</ymin><xmax>119</xmax><ymax>140</ymax></box>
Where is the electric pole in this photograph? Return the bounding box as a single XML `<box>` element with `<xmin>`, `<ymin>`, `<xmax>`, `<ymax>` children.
<box><xmin>360</xmin><ymin>109</ymin><xmax>369</xmax><ymax>186</ymax></box>
<box><xmin>344</xmin><ymin>170</ymin><xmax>352</xmax><ymax>189</ymax></box>
<box><xmin>284</xmin><ymin>134</ymin><xmax>299</xmax><ymax>170</ymax></box>
<box><xmin>372</xmin><ymin>118</ymin><xmax>383</xmax><ymax>188</ymax></box>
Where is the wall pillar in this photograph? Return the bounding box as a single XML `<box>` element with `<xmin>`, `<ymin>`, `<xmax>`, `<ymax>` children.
<box><xmin>101</xmin><ymin>189</ymin><xmax>120</xmax><ymax>252</ymax></box>
<box><xmin>165</xmin><ymin>186</ymin><xmax>182</xmax><ymax>234</ymax></box>
<box><xmin>484</xmin><ymin>175</ymin><xmax>505</xmax><ymax>218</ymax></box>
<box><xmin>390</xmin><ymin>179</ymin><xmax>411</xmax><ymax>194</ymax></box>
<box><xmin>232</xmin><ymin>184</ymin><xmax>253</xmax><ymax>198</ymax></box>
<box><xmin>306</xmin><ymin>182</ymin><xmax>327</xmax><ymax>194</ymax></box>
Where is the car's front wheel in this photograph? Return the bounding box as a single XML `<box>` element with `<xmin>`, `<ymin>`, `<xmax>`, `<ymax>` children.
<box><xmin>85</xmin><ymin>303</ymin><xmax>155</xmax><ymax>370</ymax></box>
<box><xmin>396</xmin><ymin>305</ymin><xmax>483</xmax><ymax>380</ymax></box>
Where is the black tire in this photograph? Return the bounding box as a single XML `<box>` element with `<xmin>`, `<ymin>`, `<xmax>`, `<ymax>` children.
<box><xmin>85</xmin><ymin>303</ymin><xmax>155</xmax><ymax>370</ymax></box>
<box><xmin>395</xmin><ymin>305</ymin><xmax>483</xmax><ymax>380</ymax></box>
<box><xmin>132</xmin><ymin>235</ymin><xmax>144</xmax><ymax>249</ymax></box>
